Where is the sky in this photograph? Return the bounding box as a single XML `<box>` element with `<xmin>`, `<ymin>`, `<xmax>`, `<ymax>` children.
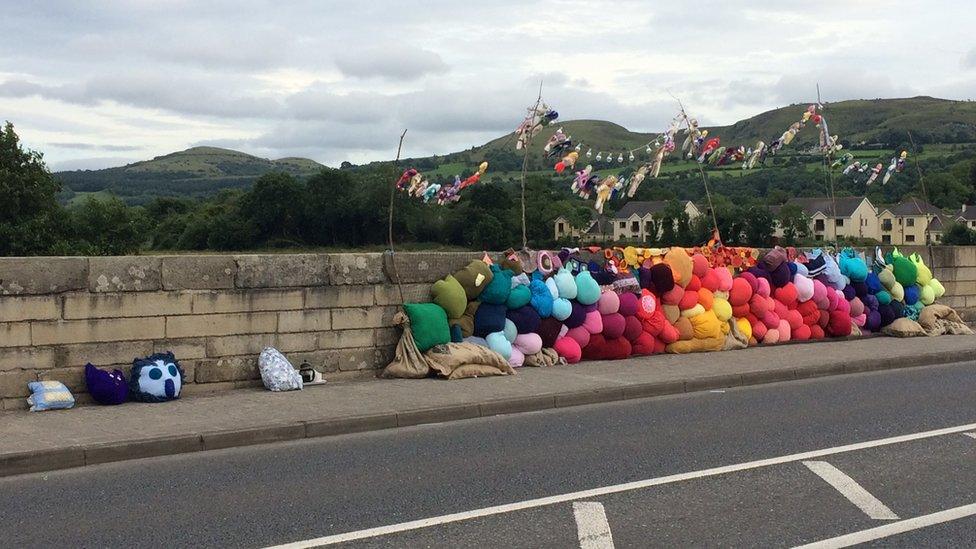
<box><xmin>3</xmin><ymin>0</ymin><xmax>975</xmax><ymax>171</ymax></box>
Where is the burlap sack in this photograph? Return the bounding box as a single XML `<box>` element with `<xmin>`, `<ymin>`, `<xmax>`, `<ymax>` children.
<box><xmin>424</xmin><ymin>343</ymin><xmax>515</xmax><ymax>380</ymax></box>
<box><xmin>918</xmin><ymin>304</ymin><xmax>974</xmax><ymax>336</ymax></box>
<box><xmin>380</xmin><ymin>312</ymin><xmax>432</xmax><ymax>379</ymax></box>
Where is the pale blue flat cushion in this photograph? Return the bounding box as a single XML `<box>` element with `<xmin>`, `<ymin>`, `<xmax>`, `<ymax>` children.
<box><xmin>27</xmin><ymin>381</ymin><xmax>75</xmax><ymax>412</ymax></box>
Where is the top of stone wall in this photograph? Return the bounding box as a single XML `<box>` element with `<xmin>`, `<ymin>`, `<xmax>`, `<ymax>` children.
<box><xmin>1</xmin><ymin>246</ymin><xmax>973</xmax><ymax>295</ymax></box>
<box><xmin>0</xmin><ymin>252</ymin><xmax>483</xmax><ymax>295</ymax></box>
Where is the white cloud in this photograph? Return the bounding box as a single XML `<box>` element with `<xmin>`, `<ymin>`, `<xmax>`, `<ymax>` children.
<box><xmin>1</xmin><ymin>1</ymin><xmax>971</xmax><ymax>168</ymax></box>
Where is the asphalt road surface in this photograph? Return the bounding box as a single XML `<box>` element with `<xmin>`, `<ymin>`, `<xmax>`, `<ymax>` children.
<box><xmin>2</xmin><ymin>361</ymin><xmax>976</xmax><ymax>548</ymax></box>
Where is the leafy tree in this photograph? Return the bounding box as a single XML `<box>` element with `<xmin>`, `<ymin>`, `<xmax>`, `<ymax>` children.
<box><xmin>63</xmin><ymin>197</ymin><xmax>146</xmax><ymax>255</ymax></box>
<box><xmin>778</xmin><ymin>203</ymin><xmax>811</xmax><ymax>245</ymax></box>
<box><xmin>0</xmin><ymin>121</ymin><xmax>64</xmax><ymax>255</ymax></box>
<box><xmin>942</xmin><ymin>222</ymin><xmax>976</xmax><ymax>245</ymax></box>
<box><xmin>743</xmin><ymin>205</ymin><xmax>775</xmax><ymax>246</ymax></box>
<box><xmin>241</xmin><ymin>172</ymin><xmax>305</xmax><ymax>242</ymax></box>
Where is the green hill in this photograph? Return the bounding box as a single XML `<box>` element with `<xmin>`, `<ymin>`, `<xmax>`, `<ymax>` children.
<box><xmin>56</xmin><ymin>97</ymin><xmax>976</xmax><ymax>204</ymax></box>
<box><xmin>56</xmin><ymin>146</ymin><xmax>325</xmax><ymax>204</ymax></box>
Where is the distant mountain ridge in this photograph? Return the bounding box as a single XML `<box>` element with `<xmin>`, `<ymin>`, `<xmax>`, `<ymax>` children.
<box><xmin>56</xmin><ymin>97</ymin><xmax>976</xmax><ymax>203</ymax></box>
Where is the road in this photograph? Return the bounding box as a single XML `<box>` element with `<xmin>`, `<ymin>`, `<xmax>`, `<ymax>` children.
<box><xmin>2</xmin><ymin>361</ymin><xmax>975</xmax><ymax>548</ymax></box>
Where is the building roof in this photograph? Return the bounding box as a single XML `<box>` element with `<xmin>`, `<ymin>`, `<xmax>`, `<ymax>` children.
<box><xmin>884</xmin><ymin>197</ymin><xmax>944</xmax><ymax>217</ymax></box>
<box><xmin>585</xmin><ymin>215</ymin><xmax>612</xmax><ymax>235</ymax></box>
<box><xmin>613</xmin><ymin>200</ymin><xmax>687</xmax><ymax>219</ymax></box>
<box><xmin>779</xmin><ymin>196</ymin><xmax>868</xmax><ymax>218</ymax></box>
<box><xmin>956</xmin><ymin>205</ymin><xmax>976</xmax><ymax>220</ymax></box>
<box><xmin>926</xmin><ymin>214</ymin><xmax>954</xmax><ymax>231</ymax></box>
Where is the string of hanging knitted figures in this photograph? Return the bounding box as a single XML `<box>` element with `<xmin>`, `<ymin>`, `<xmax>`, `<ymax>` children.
<box><xmin>393</xmin><ymin>162</ymin><xmax>489</xmax><ymax>205</ymax></box>
<box><xmin>540</xmin><ymin>103</ymin><xmax>908</xmax><ymax>213</ymax></box>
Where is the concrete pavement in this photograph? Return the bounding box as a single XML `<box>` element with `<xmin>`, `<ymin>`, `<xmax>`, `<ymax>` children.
<box><xmin>2</xmin><ymin>335</ymin><xmax>975</xmax><ymax>478</ymax></box>
<box><xmin>0</xmin><ymin>361</ymin><xmax>974</xmax><ymax>547</ymax></box>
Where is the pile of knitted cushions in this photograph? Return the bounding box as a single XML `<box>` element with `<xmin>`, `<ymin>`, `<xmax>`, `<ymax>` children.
<box><xmin>387</xmin><ymin>245</ymin><xmax>960</xmax><ymax>379</ymax></box>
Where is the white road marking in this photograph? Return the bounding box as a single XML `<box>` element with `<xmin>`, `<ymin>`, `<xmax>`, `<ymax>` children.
<box><xmin>963</xmin><ymin>432</ymin><xmax>976</xmax><ymax>440</ymax></box>
<box><xmin>264</xmin><ymin>421</ymin><xmax>976</xmax><ymax>548</ymax></box>
<box><xmin>793</xmin><ymin>502</ymin><xmax>976</xmax><ymax>548</ymax></box>
<box><xmin>573</xmin><ymin>502</ymin><xmax>615</xmax><ymax>549</ymax></box>
<box><xmin>802</xmin><ymin>461</ymin><xmax>898</xmax><ymax>520</ymax></box>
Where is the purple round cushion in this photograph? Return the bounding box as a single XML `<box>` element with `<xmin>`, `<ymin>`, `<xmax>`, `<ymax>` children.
<box><xmin>862</xmin><ymin>294</ymin><xmax>879</xmax><ymax>311</ymax></box>
<box><xmin>878</xmin><ymin>304</ymin><xmax>896</xmax><ymax>326</ymax></box>
<box><xmin>617</xmin><ymin>292</ymin><xmax>639</xmax><ymax>316</ymax></box>
<box><xmin>842</xmin><ymin>285</ymin><xmax>856</xmax><ymax>301</ymax></box>
<box><xmin>85</xmin><ymin>363</ymin><xmax>128</xmax><ymax>405</ymax></box>
<box><xmin>536</xmin><ymin>317</ymin><xmax>563</xmax><ymax>348</ymax></box>
<box><xmin>601</xmin><ymin>313</ymin><xmax>627</xmax><ymax>339</ymax></box>
<box><xmin>865</xmin><ymin>310</ymin><xmax>881</xmax><ymax>332</ymax></box>
<box><xmin>650</xmin><ymin>264</ymin><xmax>675</xmax><ymax>294</ymax></box>
<box><xmin>563</xmin><ymin>300</ymin><xmax>587</xmax><ymax>329</ymax></box>
<box><xmin>770</xmin><ymin>263</ymin><xmax>791</xmax><ymax>288</ymax></box>
<box><xmin>506</xmin><ymin>305</ymin><xmax>541</xmax><ymax>334</ymax></box>
<box><xmin>852</xmin><ymin>281</ymin><xmax>869</xmax><ymax>299</ymax></box>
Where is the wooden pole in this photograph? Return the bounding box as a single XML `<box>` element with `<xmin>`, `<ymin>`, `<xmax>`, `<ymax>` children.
<box><xmin>906</xmin><ymin>130</ymin><xmax>931</xmax><ymax>245</ymax></box>
<box><xmin>519</xmin><ymin>81</ymin><xmax>544</xmax><ymax>251</ymax></box>
<box><xmin>672</xmin><ymin>95</ymin><xmax>721</xmax><ymax>246</ymax></box>
<box><xmin>387</xmin><ymin>129</ymin><xmax>408</xmax><ymax>305</ymax></box>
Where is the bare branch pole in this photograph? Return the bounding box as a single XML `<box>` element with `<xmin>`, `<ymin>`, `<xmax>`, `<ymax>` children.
<box><xmin>519</xmin><ymin>80</ymin><xmax>544</xmax><ymax>251</ymax></box>
<box><xmin>387</xmin><ymin>129</ymin><xmax>408</xmax><ymax>305</ymax></box>
<box><xmin>672</xmin><ymin>94</ymin><xmax>721</xmax><ymax>246</ymax></box>
<box><xmin>907</xmin><ymin>130</ymin><xmax>931</xmax><ymax>245</ymax></box>
<box><xmin>817</xmin><ymin>83</ymin><xmax>840</xmax><ymax>251</ymax></box>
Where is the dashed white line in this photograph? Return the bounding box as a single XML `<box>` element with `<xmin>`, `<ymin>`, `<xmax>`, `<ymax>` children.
<box><xmin>963</xmin><ymin>432</ymin><xmax>976</xmax><ymax>440</ymax></box>
<box><xmin>802</xmin><ymin>461</ymin><xmax>898</xmax><ymax>520</ymax></box>
<box><xmin>573</xmin><ymin>502</ymin><xmax>615</xmax><ymax>549</ymax></box>
<box><xmin>793</xmin><ymin>502</ymin><xmax>976</xmax><ymax>549</ymax></box>
<box><xmin>264</xmin><ymin>421</ymin><xmax>976</xmax><ymax>548</ymax></box>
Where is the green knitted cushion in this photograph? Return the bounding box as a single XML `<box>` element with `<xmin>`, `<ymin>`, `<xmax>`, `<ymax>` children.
<box><xmin>431</xmin><ymin>275</ymin><xmax>467</xmax><ymax>319</ymax></box>
<box><xmin>403</xmin><ymin>303</ymin><xmax>450</xmax><ymax>352</ymax></box>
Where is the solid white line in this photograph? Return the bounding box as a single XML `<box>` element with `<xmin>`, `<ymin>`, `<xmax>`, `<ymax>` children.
<box><xmin>963</xmin><ymin>432</ymin><xmax>976</xmax><ymax>440</ymax></box>
<box><xmin>264</xmin><ymin>421</ymin><xmax>976</xmax><ymax>548</ymax></box>
<box><xmin>802</xmin><ymin>461</ymin><xmax>898</xmax><ymax>520</ymax></box>
<box><xmin>573</xmin><ymin>502</ymin><xmax>615</xmax><ymax>549</ymax></box>
<box><xmin>793</xmin><ymin>502</ymin><xmax>976</xmax><ymax>548</ymax></box>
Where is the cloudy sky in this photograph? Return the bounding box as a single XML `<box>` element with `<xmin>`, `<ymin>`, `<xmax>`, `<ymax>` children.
<box><xmin>3</xmin><ymin>1</ymin><xmax>975</xmax><ymax>171</ymax></box>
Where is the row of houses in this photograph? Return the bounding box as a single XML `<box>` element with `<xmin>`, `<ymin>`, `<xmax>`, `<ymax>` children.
<box><xmin>554</xmin><ymin>197</ymin><xmax>975</xmax><ymax>246</ymax></box>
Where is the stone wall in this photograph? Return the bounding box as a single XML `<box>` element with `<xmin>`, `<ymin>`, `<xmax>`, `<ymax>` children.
<box><xmin>2</xmin><ymin>247</ymin><xmax>975</xmax><ymax>410</ymax></box>
<box><xmin>0</xmin><ymin>252</ymin><xmax>475</xmax><ymax>410</ymax></box>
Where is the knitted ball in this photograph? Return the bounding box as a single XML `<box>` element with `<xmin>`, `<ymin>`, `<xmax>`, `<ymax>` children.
<box><xmin>623</xmin><ymin>315</ymin><xmax>643</xmax><ymax>341</ymax></box>
<box><xmin>479</xmin><ymin>265</ymin><xmax>513</xmax><ymax>305</ymax></box>
<box><xmin>920</xmin><ymin>283</ymin><xmax>935</xmax><ymax>305</ymax></box>
<box><xmin>536</xmin><ymin>317</ymin><xmax>563</xmax><ymax>347</ymax></box>
<box><xmin>866</xmin><ymin>310</ymin><xmax>882</xmax><ymax>331</ymax></box>
<box><xmin>617</xmin><ymin>292</ymin><xmax>639</xmax><ymax>316</ymax></box>
<box><xmin>680</xmin><ymin>304</ymin><xmax>705</xmax><ymax>318</ymax></box>
<box><xmin>697</xmin><ymin>288</ymin><xmax>714</xmax><ymax>311</ymax></box>
<box><xmin>691</xmin><ymin>310</ymin><xmax>722</xmax><ymax>339</ymax></box>
<box><xmin>785</xmin><ymin>309</ymin><xmax>804</xmax><ymax>330</ymax></box>
<box><xmin>729</xmin><ymin>277</ymin><xmax>753</xmax><ymax>306</ymax></box>
<box><xmin>662</xmin><ymin>304</ymin><xmax>681</xmax><ymax>323</ymax></box>
<box><xmin>892</xmin><ymin>256</ymin><xmax>918</xmax><ymax>287</ymax></box>
<box><xmin>638</xmin><ymin>267</ymin><xmax>654</xmax><ymax>291</ymax></box>
<box><xmin>849</xmin><ymin>297</ymin><xmax>865</xmax><ymax>317</ymax></box>
<box><xmin>794</xmin><ymin>274</ymin><xmax>814</xmax><ymax>302</ymax></box>
<box><xmin>545</xmin><ymin>277</ymin><xmax>559</xmax><ymax>299</ymax></box>
<box><xmin>852</xmin><ymin>281</ymin><xmax>869</xmax><ymax>300</ymax></box>
<box><xmin>486</xmin><ymin>331</ymin><xmax>512</xmax><ymax>360</ymax></box>
<box><xmin>842</xmin><ymin>285</ymin><xmax>856</xmax><ymax>301</ymax></box>
<box><xmin>756</xmin><ymin>277</ymin><xmax>771</xmax><ymax>298</ymax></box>
<box><xmin>770</xmin><ymin>263</ymin><xmax>791</xmax><ymax>288</ymax></box>
<box><xmin>749</xmin><ymin>293</ymin><xmax>770</xmax><ymax>317</ymax></box>
<box><xmin>503</xmin><ymin>319</ymin><xmax>517</xmax><ymax>342</ymax></box>
<box><xmin>732</xmin><ymin>303</ymin><xmax>751</xmax><ymax>318</ymax></box>
<box><xmin>598</xmin><ymin>290</ymin><xmax>620</xmax><ymax>315</ymax></box>
<box><xmin>631</xmin><ymin>332</ymin><xmax>657</xmax><ymax>355</ymax></box>
<box><xmin>739</xmin><ymin>271</ymin><xmax>759</xmax><ymax>293</ymax></box>
<box><xmin>528</xmin><ymin>276</ymin><xmax>554</xmax><ymax>318</ymax></box>
<box><xmin>809</xmin><ymin>324</ymin><xmax>825</xmax><ymax>339</ymax></box>
<box><xmin>575</xmin><ymin>271</ymin><xmax>601</xmax><ymax>305</ymax></box>
<box><xmin>664</xmin><ymin>248</ymin><xmax>693</xmax><ymax>288</ymax></box>
<box><xmin>662</xmin><ymin>285</ymin><xmax>684</xmax><ymax>306</ymax></box>
<box><xmin>553</xmin><ymin>336</ymin><xmax>581</xmax><ymax>363</ymax></box>
<box><xmin>930</xmin><ymin>278</ymin><xmax>946</xmax><ymax>298</ymax></box>
<box><xmin>761</xmin><ymin>247</ymin><xmax>788</xmax><ymax>272</ymax></box>
<box><xmin>862</xmin><ymin>294</ymin><xmax>879</xmax><ymax>311</ymax></box>
<box><xmin>674</xmin><ymin>317</ymin><xmax>694</xmax><ymax>340</ymax></box>
<box><xmin>713</xmin><ymin>298</ymin><xmax>733</xmax><ymax>322</ymax></box>
<box><xmin>904</xmin><ymin>284</ymin><xmax>920</xmax><ymax>305</ymax></box>
<box><xmin>650</xmin><ymin>263</ymin><xmax>675</xmax><ymax>294</ymax></box>
<box><xmin>787</xmin><ymin>262</ymin><xmax>797</xmax><ymax>277</ymax></box>
<box><xmin>582</xmin><ymin>310</ymin><xmax>603</xmax><ymax>334</ymax></box>
<box><xmin>762</xmin><ymin>310</ymin><xmax>781</xmax><ymax>330</ymax></box>
<box><xmin>473</xmin><ymin>303</ymin><xmax>507</xmax><ymax>337</ymax></box>
<box><xmin>735</xmin><ymin>317</ymin><xmax>753</xmax><ymax>340</ymax></box>
<box><xmin>865</xmin><ymin>272</ymin><xmax>882</xmax><ymax>294</ymax></box>
<box><xmin>794</xmin><ymin>262</ymin><xmax>809</xmax><ymax>278</ymax></box>
<box><xmin>582</xmin><ymin>334</ymin><xmax>632</xmax><ymax>361</ymax></box>
<box><xmin>553</xmin><ymin>268</ymin><xmax>578</xmax><ymax>300</ymax></box>
<box><xmin>679</xmin><ymin>288</ymin><xmax>700</xmax><ymax>310</ymax></box>
<box><xmin>890</xmin><ymin>281</ymin><xmax>905</xmax><ymax>302</ymax></box>
<box><xmin>506</xmin><ymin>284</ymin><xmax>531</xmax><ymax>309</ymax></box>
<box><xmin>778</xmin><ymin>319</ymin><xmax>792</xmax><ymax>342</ymax></box>
<box><xmin>507</xmin><ymin>305</ymin><xmax>541</xmax><ymax>334</ymax></box>
<box><xmin>714</xmin><ymin>267</ymin><xmax>734</xmax><ymax>292</ymax></box>
<box><xmin>793</xmin><ymin>324</ymin><xmax>811</xmax><ymax>341</ymax></box>
<box><xmin>826</xmin><ymin>310</ymin><xmax>852</xmax><ymax>337</ymax></box>
<box><xmin>686</xmin><ymin>274</ymin><xmax>702</xmax><ymax>292</ymax></box>
<box><xmin>773</xmin><ymin>283</ymin><xmax>798</xmax><ymax>308</ymax></box>
<box><xmin>508</xmin><ymin>347</ymin><xmax>525</xmax><ymax>367</ymax></box>
<box><xmin>566</xmin><ymin>325</ymin><xmax>591</xmax><ymax>348</ymax></box>
<box><xmin>878</xmin><ymin>267</ymin><xmax>897</xmax><ymax>290</ymax></box>
<box><xmin>751</xmin><ymin>319</ymin><xmax>768</xmax><ymax>341</ymax></box>
<box><xmin>876</xmin><ymin>290</ymin><xmax>892</xmax><ymax>305</ymax></box>
<box><xmin>700</xmin><ymin>269</ymin><xmax>721</xmax><ymax>292</ymax></box>
<box><xmin>747</xmin><ymin>266</ymin><xmax>771</xmax><ymax>284</ymax></box>
<box><xmin>602</xmin><ymin>313</ymin><xmax>627</xmax><ymax>339</ymax></box>
<box><xmin>764</xmin><ymin>327</ymin><xmax>780</xmax><ymax>344</ymax></box>
<box><xmin>564</xmin><ymin>300</ymin><xmax>587</xmax><ymax>329</ymax></box>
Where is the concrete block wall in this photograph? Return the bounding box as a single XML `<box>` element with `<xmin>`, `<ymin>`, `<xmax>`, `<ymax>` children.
<box><xmin>0</xmin><ymin>252</ymin><xmax>476</xmax><ymax>411</ymax></box>
<box><xmin>1</xmin><ymin>247</ymin><xmax>975</xmax><ymax>410</ymax></box>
